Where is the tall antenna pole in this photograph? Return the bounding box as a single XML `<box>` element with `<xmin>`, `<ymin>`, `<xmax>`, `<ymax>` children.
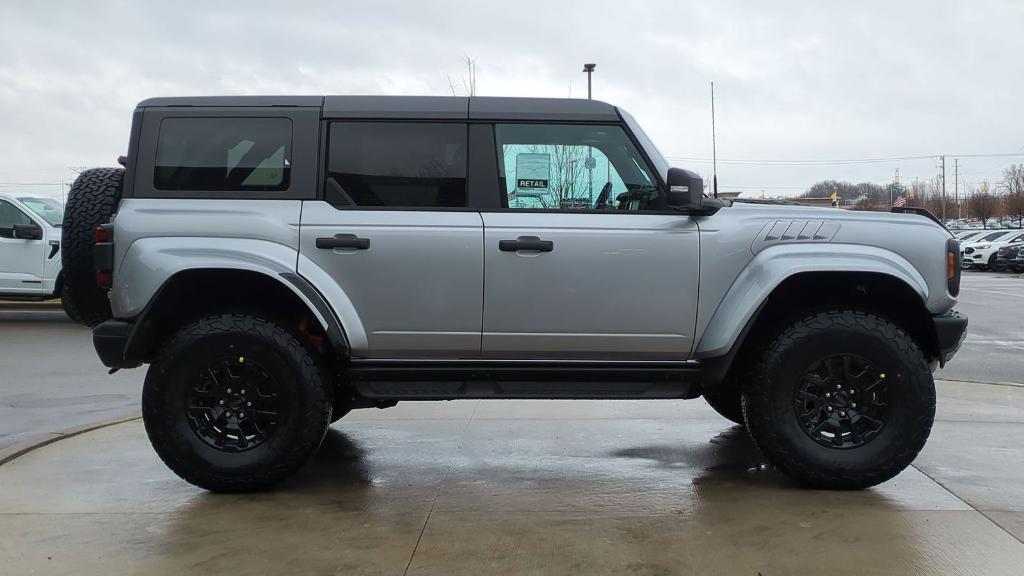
<box><xmin>711</xmin><ymin>81</ymin><xmax>718</xmax><ymax>198</ymax></box>
<box><xmin>954</xmin><ymin>159</ymin><xmax>960</xmax><ymax>220</ymax></box>
<box><xmin>941</xmin><ymin>155</ymin><xmax>947</xmax><ymax>222</ymax></box>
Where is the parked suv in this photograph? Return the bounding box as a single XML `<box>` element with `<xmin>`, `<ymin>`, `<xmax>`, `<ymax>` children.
<box><xmin>0</xmin><ymin>192</ymin><xmax>63</xmax><ymax>300</ymax></box>
<box><xmin>961</xmin><ymin>230</ymin><xmax>1023</xmax><ymax>270</ymax></box>
<box><xmin>62</xmin><ymin>96</ymin><xmax>967</xmax><ymax>492</ymax></box>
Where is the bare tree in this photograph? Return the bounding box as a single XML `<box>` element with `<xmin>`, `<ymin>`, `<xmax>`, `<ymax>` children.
<box><xmin>968</xmin><ymin>181</ymin><xmax>999</xmax><ymax>228</ymax></box>
<box><xmin>446</xmin><ymin>54</ymin><xmax>478</xmax><ymax>96</ymax></box>
<box><xmin>545</xmin><ymin>144</ymin><xmax>587</xmax><ymax>209</ymax></box>
<box><xmin>1000</xmin><ymin>164</ymin><xmax>1024</xmax><ymax>227</ymax></box>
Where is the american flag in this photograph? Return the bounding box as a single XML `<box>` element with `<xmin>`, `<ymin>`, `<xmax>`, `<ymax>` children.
<box><xmin>892</xmin><ymin>195</ymin><xmax>907</xmax><ymax>208</ymax></box>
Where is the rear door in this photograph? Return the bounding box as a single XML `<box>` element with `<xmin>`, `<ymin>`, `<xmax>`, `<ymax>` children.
<box><xmin>480</xmin><ymin>123</ymin><xmax>700</xmax><ymax>360</ymax></box>
<box><xmin>299</xmin><ymin>121</ymin><xmax>484</xmax><ymax>358</ymax></box>
<box><xmin>0</xmin><ymin>199</ymin><xmax>45</xmax><ymax>295</ymax></box>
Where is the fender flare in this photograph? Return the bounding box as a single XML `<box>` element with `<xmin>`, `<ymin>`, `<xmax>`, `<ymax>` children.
<box><xmin>112</xmin><ymin>237</ymin><xmax>353</xmax><ymax>359</ymax></box>
<box><xmin>695</xmin><ymin>243</ymin><xmax>929</xmax><ymax>359</ymax></box>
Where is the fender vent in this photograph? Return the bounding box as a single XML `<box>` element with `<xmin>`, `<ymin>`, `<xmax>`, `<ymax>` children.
<box><xmin>752</xmin><ymin>220</ymin><xmax>840</xmax><ymax>254</ymax></box>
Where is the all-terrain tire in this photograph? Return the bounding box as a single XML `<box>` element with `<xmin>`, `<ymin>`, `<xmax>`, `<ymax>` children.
<box><xmin>61</xmin><ymin>168</ymin><xmax>123</xmax><ymax>326</ymax></box>
<box><xmin>702</xmin><ymin>380</ymin><xmax>745</xmax><ymax>425</ymax></box>
<box><xmin>742</xmin><ymin>310</ymin><xmax>935</xmax><ymax>489</ymax></box>
<box><xmin>142</xmin><ymin>314</ymin><xmax>333</xmax><ymax>492</ymax></box>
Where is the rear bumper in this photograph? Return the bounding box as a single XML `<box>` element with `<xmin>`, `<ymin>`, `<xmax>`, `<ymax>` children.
<box><xmin>93</xmin><ymin>319</ymin><xmax>141</xmax><ymax>369</ymax></box>
<box><xmin>933</xmin><ymin>310</ymin><xmax>968</xmax><ymax>367</ymax></box>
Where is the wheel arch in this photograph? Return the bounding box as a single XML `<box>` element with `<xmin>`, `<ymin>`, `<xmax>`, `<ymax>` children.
<box><xmin>698</xmin><ymin>268</ymin><xmax>940</xmax><ymax>390</ymax></box>
<box><xmin>124</xmin><ymin>267</ymin><xmax>350</xmax><ymax>365</ymax></box>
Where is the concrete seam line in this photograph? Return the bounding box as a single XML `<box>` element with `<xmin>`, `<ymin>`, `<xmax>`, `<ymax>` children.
<box><xmin>0</xmin><ymin>412</ymin><xmax>142</xmax><ymax>467</ymax></box>
<box><xmin>937</xmin><ymin>378</ymin><xmax>1024</xmax><ymax>388</ymax></box>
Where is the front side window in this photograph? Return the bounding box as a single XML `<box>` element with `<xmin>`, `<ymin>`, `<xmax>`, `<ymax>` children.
<box><xmin>495</xmin><ymin>124</ymin><xmax>660</xmax><ymax>211</ymax></box>
<box><xmin>326</xmin><ymin>122</ymin><xmax>468</xmax><ymax>208</ymax></box>
<box><xmin>154</xmin><ymin>117</ymin><xmax>292</xmax><ymax>192</ymax></box>
<box><xmin>0</xmin><ymin>200</ymin><xmax>33</xmax><ymax>238</ymax></box>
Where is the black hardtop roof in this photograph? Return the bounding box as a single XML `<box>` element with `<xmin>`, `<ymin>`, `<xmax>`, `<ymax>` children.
<box><xmin>135</xmin><ymin>95</ymin><xmax>620</xmax><ymax>122</ymax></box>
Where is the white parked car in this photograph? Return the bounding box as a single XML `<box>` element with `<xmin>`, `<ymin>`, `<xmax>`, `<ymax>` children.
<box><xmin>961</xmin><ymin>230</ymin><xmax>1024</xmax><ymax>270</ymax></box>
<box><xmin>0</xmin><ymin>192</ymin><xmax>64</xmax><ymax>300</ymax></box>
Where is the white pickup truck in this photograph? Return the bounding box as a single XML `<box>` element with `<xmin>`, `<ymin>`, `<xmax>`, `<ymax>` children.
<box><xmin>0</xmin><ymin>192</ymin><xmax>64</xmax><ymax>300</ymax></box>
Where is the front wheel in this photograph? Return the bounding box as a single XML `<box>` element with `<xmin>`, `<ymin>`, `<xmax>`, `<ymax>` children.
<box><xmin>142</xmin><ymin>314</ymin><xmax>333</xmax><ymax>492</ymax></box>
<box><xmin>742</xmin><ymin>310</ymin><xmax>935</xmax><ymax>489</ymax></box>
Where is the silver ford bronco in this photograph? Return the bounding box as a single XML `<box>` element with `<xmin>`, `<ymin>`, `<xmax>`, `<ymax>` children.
<box><xmin>61</xmin><ymin>96</ymin><xmax>967</xmax><ymax>492</ymax></box>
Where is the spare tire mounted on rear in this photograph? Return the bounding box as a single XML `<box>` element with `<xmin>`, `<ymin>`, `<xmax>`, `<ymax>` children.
<box><xmin>61</xmin><ymin>168</ymin><xmax>123</xmax><ymax>326</ymax></box>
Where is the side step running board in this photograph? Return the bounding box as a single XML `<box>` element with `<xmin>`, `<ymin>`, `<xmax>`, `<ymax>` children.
<box><xmin>346</xmin><ymin>360</ymin><xmax>703</xmax><ymax>400</ymax></box>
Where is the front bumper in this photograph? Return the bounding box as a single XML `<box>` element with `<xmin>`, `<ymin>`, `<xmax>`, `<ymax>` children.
<box><xmin>933</xmin><ymin>310</ymin><xmax>968</xmax><ymax>367</ymax></box>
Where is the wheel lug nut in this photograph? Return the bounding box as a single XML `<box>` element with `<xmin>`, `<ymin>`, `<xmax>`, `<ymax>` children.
<box><xmin>239</xmin><ymin>412</ymin><xmax>245</xmax><ymax>419</ymax></box>
<box><xmin>218</xmin><ymin>400</ymin><xmax>225</xmax><ymax>405</ymax></box>
<box><xmin>224</xmin><ymin>411</ymin><xmax>231</xmax><ymax>418</ymax></box>
<box><xmin>825</xmin><ymin>392</ymin><xmax>831</xmax><ymax>398</ymax></box>
<box><xmin>840</xmin><ymin>411</ymin><xmax>846</xmax><ymax>417</ymax></box>
<box><xmin>240</xmin><ymin>389</ymin><xmax>246</xmax><ymax>395</ymax></box>
<box><xmin>851</xmin><ymin>403</ymin><xmax>857</xmax><ymax>408</ymax></box>
<box><xmin>226</xmin><ymin>389</ymin><xmax>232</xmax><ymax>394</ymax></box>
<box><xmin>826</xmin><ymin>406</ymin><xmax>833</xmax><ymax>412</ymax></box>
<box><xmin>849</xmin><ymin>389</ymin><xmax>855</xmax><ymax>395</ymax></box>
<box><xmin>836</xmin><ymin>384</ymin><xmax>842</xmax><ymax>390</ymax></box>
<box><xmin>246</xmin><ymin>401</ymin><xmax>252</xmax><ymax>407</ymax></box>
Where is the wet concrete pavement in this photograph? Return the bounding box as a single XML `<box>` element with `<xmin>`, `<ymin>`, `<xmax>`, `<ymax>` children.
<box><xmin>936</xmin><ymin>272</ymin><xmax>1024</xmax><ymax>385</ymax></box>
<box><xmin>0</xmin><ymin>309</ymin><xmax>141</xmax><ymax>452</ymax></box>
<box><xmin>1</xmin><ymin>380</ymin><xmax>1022</xmax><ymax>575</ymax></box>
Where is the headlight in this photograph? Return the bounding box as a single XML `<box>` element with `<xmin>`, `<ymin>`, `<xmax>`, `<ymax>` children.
<box><xmin>976</xmin><ymin>244</ymin><xmax>991</xmax><ymax>249</ymax></box>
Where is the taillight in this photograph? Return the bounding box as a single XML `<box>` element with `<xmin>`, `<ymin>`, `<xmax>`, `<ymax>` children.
<box><xmin>96</xmin><ymin>270</ymin><xmax>113</xmax><ymax>288</ymax></box>
<box><xmin>946</xmin><ymin>238</ymin><xmax>961</xmax><ymax>297</ymax></box>
<box><xmin>95</xmin><ymin>224</ymin><xmax>114</xmax><ymax>289</ymax></box>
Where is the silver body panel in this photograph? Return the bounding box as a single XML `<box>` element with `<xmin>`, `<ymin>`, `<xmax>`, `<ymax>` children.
<box><xmin>692</xmin><ymin>203</ymin><xmax>955</xmax><ymax>357</ymax></box>
<box><xmin>109</xmin><ymin>199</ymin><xmax>317</xmax><ymax>320</ymax></box>
<box><xmin>480</xmin><ymin>212</ymin><xmax>699</xmax><ymax>360</ymax></box>
<box><xmin>298</xmin><ymin>201</ymin><xmax>484</xmax><ymax>358</ymax></box>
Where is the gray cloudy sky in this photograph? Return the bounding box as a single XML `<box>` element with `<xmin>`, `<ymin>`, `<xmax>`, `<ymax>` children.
<box><xmin>2</xmin><ymin>0</ymin><xmax>1023</xmax><ymax>199</ymax></box>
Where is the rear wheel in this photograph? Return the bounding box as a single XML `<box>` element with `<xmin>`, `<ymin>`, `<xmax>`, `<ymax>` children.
<box><xmin>142</xmin><ymin>314</ymin><xmax>333</xmax><ymax>492</ymax></box>
<box><xmin>742</xmin><ymin>310</ymin><xmax>935</xmax><ymax>489</ymax></box>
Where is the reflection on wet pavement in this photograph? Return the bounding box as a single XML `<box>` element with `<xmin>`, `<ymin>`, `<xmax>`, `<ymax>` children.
<box><xmin>1</xmin><ymin>382</ymin><xmax>1023</xmax><ymax>575</ymax></box>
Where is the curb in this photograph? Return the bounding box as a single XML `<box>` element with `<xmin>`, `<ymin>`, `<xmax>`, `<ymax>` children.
<box><xmin>0</xmin><ymin>301</ymin><xmax>63</xmax><ymax>310</ymax></box>
<box><xmin>0</xmin><ymin>412</ymin><xmax>141</xmax><ymax>467</ymax></box>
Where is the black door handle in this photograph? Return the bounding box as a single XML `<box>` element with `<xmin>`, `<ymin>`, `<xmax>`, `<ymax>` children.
<box><xmin>316</xmin><ymin>234</ymin><xmax>370</xmax><ymax>250</ymax></box>
<box><xmin>499</xmin><ymin>236</ymin><xmax>553</xmax><ymax>252</ymax></box>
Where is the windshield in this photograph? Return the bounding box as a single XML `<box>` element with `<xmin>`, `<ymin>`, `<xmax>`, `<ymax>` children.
<box><xmin>618</xmin><ymin>108</ymin><xmax>670</xmax><ymax>185</ymax></box>
<box><xmin>18</xmin><ymin>196</ymin><xmax>64</xmax><ymax>227</ymax></box>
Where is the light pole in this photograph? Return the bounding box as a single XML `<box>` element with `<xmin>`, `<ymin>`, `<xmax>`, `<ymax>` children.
<box><xmin>583</xmin><ymin>63</ymin><xmax>596</xmax><ymax>204</ymax></box>
<box><xmin>583</xmin><ymin>63</ymin><xmax>596</xmax><ymax>100</ymax></box>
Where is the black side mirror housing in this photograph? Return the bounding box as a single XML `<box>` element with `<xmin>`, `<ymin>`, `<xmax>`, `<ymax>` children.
<box><xmin>13</xmin><ymin>223</ymin><xmax>43</xmax><ymax>240</ymax></box>
<box><xmin>665</xmin><ymin>167</ymin><xmax>724</xmax><ymax>214</ymax></box>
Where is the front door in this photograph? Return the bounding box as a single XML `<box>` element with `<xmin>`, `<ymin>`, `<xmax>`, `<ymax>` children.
<box><xmin>481</xmin><ymin>123</ymin><xmax>700</xmax><ymax>360</ymax></box>
<box><xmin>299</xmin><ymin>121</ymin><xmax>483</xmax><ymax>358</ymax></box>
<box><xmin>0</xmin><ymin>199</ymin><xmax>45</xmax><ymax>295</ymax></box>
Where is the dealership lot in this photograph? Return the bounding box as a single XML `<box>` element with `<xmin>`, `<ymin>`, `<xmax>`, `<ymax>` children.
<box><xmin>1</xmin><ymin>272</ymin><xmax>1023</xmax><ymax>575</ymax></box>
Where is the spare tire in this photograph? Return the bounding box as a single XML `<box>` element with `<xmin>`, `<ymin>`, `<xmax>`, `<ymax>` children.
<box><xmin>61</xmin><ymin>168</ymin><xmax>123</xmax><ymax>326</ymax></box>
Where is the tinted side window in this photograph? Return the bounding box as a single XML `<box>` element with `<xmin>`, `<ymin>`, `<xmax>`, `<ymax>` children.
<box><xmin>495</xmin><ymin>124</ymin><xmax>660</xmax><ymax>211</ymax></box>
<box><xmin>154</xmin><ymin>117</ymin><xmax>291</xmax><ymax>192</ymax></box>
<box><xmin>326</xmin><ymin>122</ymin><xmax>467</xmax><ymax>208</ymax></box>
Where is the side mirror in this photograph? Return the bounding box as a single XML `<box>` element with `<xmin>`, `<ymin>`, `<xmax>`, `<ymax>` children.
<box><xmin>665</xmin><ymin>167</ymin><xmax>705</xmax><ymax>210</ymax></box>
<box><xmin>13</xmin><ymin>223</ymin><xmax>43</xmax><ymax>240</ymax></box>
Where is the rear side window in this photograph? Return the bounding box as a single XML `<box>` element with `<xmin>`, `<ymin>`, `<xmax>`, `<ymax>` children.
<box><xmin>154</xmin><ymin>117</ymin><xmax>292</xmax><ymax>191</ymax></box>
<box><xmin>325</xmin><ymin>122</ymin><xmax>467</xmax><ymax>208</ymax></box>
